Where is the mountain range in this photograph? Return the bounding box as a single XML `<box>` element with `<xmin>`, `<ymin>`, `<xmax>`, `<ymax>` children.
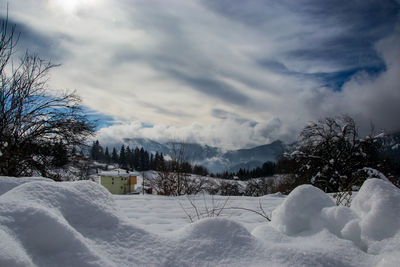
<box><xmin>106</xmin><ymin>131</ymin><xmax>400</xmax><ymax>174</ymax></box>
<box><xmin>121</xmin><ymin>138</ymin><xmax>286</xmax><ymax>173</ymax></box>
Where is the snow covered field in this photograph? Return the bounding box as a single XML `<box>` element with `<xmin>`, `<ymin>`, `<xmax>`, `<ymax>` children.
<box><xmin>114</xmin><ymin>194</ymin><xmax>284</xmax><ymax>234</ymax></box>
<box><xmin>0</xmin><ymin>176</ymin><xmax>399</xmax><ymax>266</ymax></box>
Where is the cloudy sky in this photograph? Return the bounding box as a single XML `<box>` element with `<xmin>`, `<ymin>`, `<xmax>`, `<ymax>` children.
<box><xmin>3</xmin><ymin>0</ymin><xmax>400</xmax><ymax>149</ymax></box>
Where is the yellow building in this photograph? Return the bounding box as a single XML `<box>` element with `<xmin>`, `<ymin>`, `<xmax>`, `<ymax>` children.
<box><xmin>100</xmin><ymin>174</ymin><xmax>137</xmax><ymax>195</ymax></box>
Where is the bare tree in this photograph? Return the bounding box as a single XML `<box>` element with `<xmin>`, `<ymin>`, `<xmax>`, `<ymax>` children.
<box><xmin>150</xmin><ymin>167</ymin><xmax>177</xmax><ymax>195</ymax></box>
<box><xmin>147</xmin><ymin>141</ymin><xmax>211</xmax><ymax>195</ymax></box>
<box><xmin>183</xmin><ymin>174</ymin><xmax>208</xmax><ymax>195</ymax></box>
<box><xmin>0</xmin><ymin>14</ymin><xmax>95</xmax><ymax>177</ymax></box>
<box><xmin>169</xmin><ymin>141</ymin><xmax>188</xmax><ymax>195</ymax></box>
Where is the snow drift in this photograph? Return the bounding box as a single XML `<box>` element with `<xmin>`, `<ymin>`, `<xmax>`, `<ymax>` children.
<box><xmin>0</xmin><ymin>177</ymin><xmax>399</xmax><ymax>266</ymax></box>
<box><xmin>0</xmin><ymin>176</ymin><xmax>53</xmax><ymax>195</ymax></box>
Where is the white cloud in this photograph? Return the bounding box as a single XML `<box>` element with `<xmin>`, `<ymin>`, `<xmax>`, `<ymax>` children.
<box><xmin>4</xmin><ymin>0</ymin><xmax>399</xmax><ymax>148</ymax></box>
<box><xmin>336</xmin><ymin>28</ymin><xmax>400</xmax><ymax>134</ymax></box>
<box><xmin>95</xmin><ymin>116</ymin><xmax>290</xmax><ymax>150</ymax></box>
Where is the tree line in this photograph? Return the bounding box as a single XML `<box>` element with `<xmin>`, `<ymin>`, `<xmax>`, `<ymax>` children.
<box><xmin>91</xmin><ymin>139</ymin><xmax>279</xmax><ymax>180</ymax></box>
<box><xmin>212</xmin><ymin>161</ymin><xmax>277</xmax><ymax>180</ymax></box>
<box><xmin>90</xmin><ymin>140</ymin><xmax>159</xmax><ymax>171</ymax></box>
<box><xmin>89</xmin><ymin>140</ymin><xmax>209</xmax><ymax>176</ymax></box>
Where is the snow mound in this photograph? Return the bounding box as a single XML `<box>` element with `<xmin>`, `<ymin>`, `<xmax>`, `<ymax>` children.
<box><xmin>270</xmin><ymin>184</ymin><xmax>335</xmax><ymax>235</ymax></box>
<box><xmin>0</xmin><ymin>180</ymin><xmax>122</xmax><ymax>266</ymax></box>
<box><xmin>163</xmin><ymin>218</ymin><xmax>260</xmax><ymax>266</ymax></box>
<box><xmin>351</xmin><ymin>178</ymin><xmax>400</xmax><ymax>241</ymax></box>
<box><xmin>0</xmin><ymin>176</ymin><xmax>53</xmax><ymax>195</ymax></box>
<box><xmin>0</xmin><ymin>178</ymin><xmax>262</xmax><ymax>266</ymax></box>
<box><xmin>178</xmin><ymin>218</ymin><xmax>253</xmax><ymax>243</ymax></box>
<box><xmin>1</xmin><ymin>177</ymin><xmax>399</xmax><ymax>266</ymax></box>
<box><xmin>270</xmin><ymin>178</ymin><xmax>400</xmax><ymax>265</ymax></box>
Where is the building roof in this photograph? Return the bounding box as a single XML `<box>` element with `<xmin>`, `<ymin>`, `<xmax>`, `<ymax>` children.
<box><xmin>100</xmin><ymin>169</ymin><xmax>140</xmax><ymax>177</ymax></box>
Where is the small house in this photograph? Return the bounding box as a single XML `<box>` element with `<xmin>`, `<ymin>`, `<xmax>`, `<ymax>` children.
<box><xmin>100</xmin><ymin>171</ymin><xmax>138</xmax><ymax>194</ymax></box>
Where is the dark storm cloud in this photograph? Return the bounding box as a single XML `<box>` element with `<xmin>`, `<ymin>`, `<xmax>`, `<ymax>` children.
<box><xmin>202</xmin><ymin>0</ymin><xmax>399</xmax><ymax>41</ymax></box>
<box><xmin>165</xmin><ymin>69</ymin><xmax>251</xmax><ymax>106</ymax></box>
<box><xmin>110</xmin><ymin>48</ymin><xmax>252</xmax><ymax>106</ymax></box>
<box><xmin>141</xmin><ymin>101</ymin><xmax>196</xmax><ymax>119</ymax></box>
<box><xmin>1</xmin><ymin>17</ymin><xmax>68</xmax><ymax>62</ymax></box>
<box><xmin>257</xmin><ymin>59</ymin><xmax>290</xmax><ymax>74</ymax></box>
<box><xmin>285</xmin><ymin>0</ymin><xmax>397</xmax><ymax>74</ymax></box>
<box><xmin>211</xmin><ymin>108</ymin><xmax>236</xmax><ymax>119</ymax></box>
<box><xmin>201</xmin><ymin>0</ymin><xmax>399</xmax><ymax>82</ymax></box>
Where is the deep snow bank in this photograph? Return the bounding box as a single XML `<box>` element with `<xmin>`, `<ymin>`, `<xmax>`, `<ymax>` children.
<box><xmin>0</xmin><ymin>176</ymin><xmax>53</xmax><ymax>195</ymax></box>
<box><xmin>0</xmin><ymin>177</ymin><xmax>399</xmax><ymax>266</ymax></box>
<box><xmin>0</xmin><ymin>180</ymin><xmax>119</xmax><ymax>266</ymax></box>
<box><xmin>269</xmin><ymin>178</ymin><xmax>400</xmax><ymax>266</ymax></box>
<box><xmin>352</xmin><ymin>178</ymin><xmax>400</xmax><ymax>241</ymax></box>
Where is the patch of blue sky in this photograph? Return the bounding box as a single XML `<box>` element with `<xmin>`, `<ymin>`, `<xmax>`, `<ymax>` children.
<box><xmin>311</xmin><ymin>65</ymin><xmax>386</xmax><ymax>91</ymax></box>
<box><xmin>82</xmin><ymin>106</ymin><xmax>117</xmax><ymax>130</ymax></box>
<box><xmin>257</xmin><ymin>58</ymin><xmax>386</xmax><ymax>91</ymax></box>
<box><xmin>140</xmin><ymin>122</ymin><xmax>153</xmax><ymax>128</ymax></box>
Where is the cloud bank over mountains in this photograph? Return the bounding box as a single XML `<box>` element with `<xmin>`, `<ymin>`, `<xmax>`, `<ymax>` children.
<box><xmin>4</xmin><ymin>0</ymin><xmax>400</xmax><ymax>149</ymax></box>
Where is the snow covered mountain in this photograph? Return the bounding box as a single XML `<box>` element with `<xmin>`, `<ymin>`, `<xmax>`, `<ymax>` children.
<box><xmin>121</xmin><ymin>138</ymin><xmax>285</xmax><ymax>173</ymax></box>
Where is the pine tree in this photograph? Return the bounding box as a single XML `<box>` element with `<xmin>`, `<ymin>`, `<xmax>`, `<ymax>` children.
<box><xmin>154</xmin><ymin>152</ymin><xmax>160</xmax><ymax>170</ymax></box>
<box><xmin>133</xmin><ymin>147</ymin><xmax>140</xmax><ymax>170</ymax></box>
<box><xmin>126</xmin><ymin>146</ymin><xmax>133</xmax><ymax>170</ymax></box>
<box><xmin>111</xmin><ymin>147</ymin><xmax>119</xmax><ymax>164</ymax></box>
<box><xmin>159</xmin><ymin>153</ymin><xmax>165</xmax><ymax>170</ymax></box>
<box><xmin>104</xmin><ymin>147</ymin><xmax>111</xmax><ymax>164</ymax></box>
<box><xmin>119</xmin><ymin>145</ymin><xmax>127</xmax><ymax>169</ymax></box>
<box><xmin>90</xmin><ymin>140</ymin><xmax>105</xmax><ymax>162</ymax></box>
<box><xmin>150</xmin><ymin>154</ymin><xmax>154</xmax><ymax>170</ymax></box>
<box><xmin>139</xmin><ymin>148</ymin><xmax>145</xmax><ymax>171</ymax></box>
<box><xmin>144</xmin><ymin>150</ymin><xmax>150</xmax><ymax>170</ymax></box>
<box><xmin>90</xmin><ymin>140</ymin><xmax>99</xmax><ymax>160</ymax></box>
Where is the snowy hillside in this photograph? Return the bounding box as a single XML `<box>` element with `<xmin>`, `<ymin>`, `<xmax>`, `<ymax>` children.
<box><xmin>0</xmin><ymin>177</ymin><xmax>399</xmax><ymax>266</ymax></box>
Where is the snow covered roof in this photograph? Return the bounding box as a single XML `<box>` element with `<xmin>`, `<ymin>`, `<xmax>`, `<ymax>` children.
<box><xmin>99</xmin><ymin>169</ymin><xmax>140</xmax><ymax>177</ymax></box>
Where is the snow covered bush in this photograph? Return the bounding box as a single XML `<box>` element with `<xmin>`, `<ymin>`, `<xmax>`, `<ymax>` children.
<box><xmin>281</xmin><ymin>115</ymin><xmax>385</xmax><ymax>193</ymax></box>
<box><xmin>244</xmin><ymin>178</ymin><xmax>270</xmax><ymax>196</ymax></box>
<box><xmin>218</xmin><ymin>180</ymin><xmax>242</xmax><ymax>196</ymax></box>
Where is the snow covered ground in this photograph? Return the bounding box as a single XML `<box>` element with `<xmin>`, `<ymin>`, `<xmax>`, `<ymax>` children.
<box><xmin>0</xmin><ymin>176</ymin><xmax>399</xmax><ymax>266</ymax></box>
<box><xmin>114</xmin><ymin>194</ymin><xmax>284</xmax><ymax>234</ymax></box>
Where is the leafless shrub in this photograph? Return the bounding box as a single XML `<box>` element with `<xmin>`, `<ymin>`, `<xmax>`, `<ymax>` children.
<box><xmin>180</xmin><ymin>194</ymin><xmax>271</xmax><ymax>223</ymax></box>
<box><xmin>179</xmin><ymin>194</ymin><xmax>230</xmax><ymax>223</ymax></box>
<box><xmin>219</xmin><ymin>180</ymin><xmax>242</xmax><ymax>196</ymax></box>
<box><xmin>226</xmin><ymin>200</ymin><xmax>271</xmax><ymax>221</ymax></box>
<box><xmin>244</xmin><ymin>178</ymin><xmax>271</xmax><ymax>196</ymax></box>
<box><xmin>332</xmin><ymin>191</ymin><xmax>353</xmax><ymax>207</ymax></box>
